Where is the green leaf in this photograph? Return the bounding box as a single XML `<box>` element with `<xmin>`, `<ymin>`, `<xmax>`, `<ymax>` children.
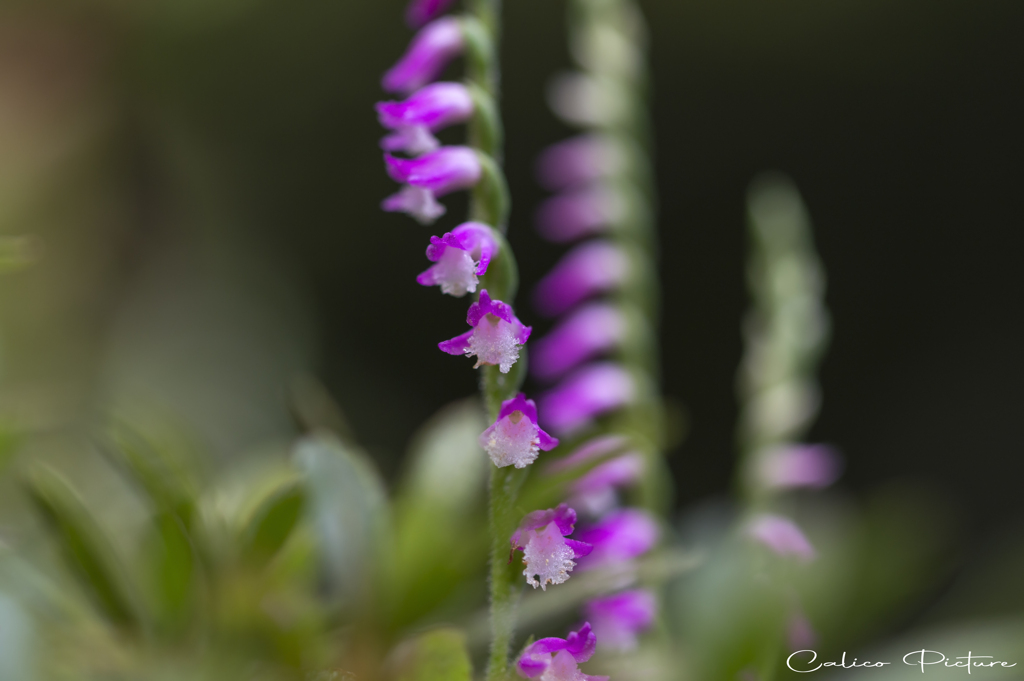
<box><xmin>239</xmin><ymin>479</ymin><xmax>306</xmax><ymax>569</ymax></box>
<box><xmin>26</xmin><ymin>466</ymin><xmax>141</xmax><ymax>631</ymax></box>
<box><xmin>101</xmin><ymin>423</ymin><xmax>198</xmax><ymax>528</ymax></box>
<box><xmin>293</xmin><ymin>432</ymin><xmax>387</xmax><ymax>608</ymax></box>
<box><xmin>141</xmin><ymin>511</ymin><xmax>197</xmax><ymax>634</ymax></box>
<box><xmin>395</xmin><ymin>629</ymin><xmax>472</xmax><ymax>681</ymax></box>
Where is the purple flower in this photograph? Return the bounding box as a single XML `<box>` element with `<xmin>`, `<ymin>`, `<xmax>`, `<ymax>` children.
<box><xmin>545</xmin><ymin>434</ymin><xmax>630</xmax><ymax>475</ymax></box>
<box><xmin>583</xmin><ymin>589</ymin><xmax>657</xmax><ymax>651</ymax></box>
<box><xmin>511</xmin><ymin>504</ymin><xmax>593</xmax><ymax>590</ymax></box>
<box><xmin>405</xmin><ymin>0</ymin><xmax>456</xmax><ymax>29</ymax></box>
<box><xmin>574</xmin><ymin>508</ymin><xmax>659</xmax><ymax>570</ymax></box>
<box><xmin>746</xmin><ymin>514</ymin><xmax>815</xmax><ymax>562</ymax></box>
<box><xmin>382</xmin><ymin>146</ymin><xmax>482</xmax><ymax>224</ymax></box>
<box><xmin>568</xmin><ymin>453</ymin><xmax>645</xmax><ymax>516</ymax></box>
<box><xmin>536</xmin><ymin>186</ymin><xmax>623</xmax><ymax>243</ymax></box>
<box><xmin>479</xmin><ymin>393</ymin><xmax>559</xmax><ymax>469</ymax></box>
<box><xmin>787</xmin><ymin>611</ymin><xmax>818</xmax><ymax>651</ymax></box>
<box><xmin>382</xmin><ymin>17</ymin><xmax>464</xmax><ymax>95</ymax></box>
<box><xmin>416</xmin><ymin>221</ymin><xmax>498</xmax><ymax>297</ymax></box>
<box><xmin>756</xmin><ymin>444</ymin><xmax>842</xmax><ymax>491</ymax></box>
<box><xmin>538</xmin><ymin>362</ymin><xmax>636</xmax><ymax>436</ymax></box>
<box><xmin>531</xmin><ymin>303</ymin><xmax>625</xmax><ymax>382</ymax></box>
<box><xmin>536</xmin><ymin>134</ymin><xmax>625</xmax><ymax>191</ymax></box>
<box><xmin>377</xmin><ymin>82</ymin><xmax>474</xmax><ymax>155</ymax></box>
<box><xmin>533</xmin><ymin>240</ymin><xmax>630</xmax><ymax>318</ymax></box>
<box><xmin>439</xmin><ymin>290</ymin><xmax>532</xmax><ymax>373</ymax></box>
<box><xmin>517</xmin><ymin>623</ymin><xmax>607</xmax><ymax>680</ymax></box>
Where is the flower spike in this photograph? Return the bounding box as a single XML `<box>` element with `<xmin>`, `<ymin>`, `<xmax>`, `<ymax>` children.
<box><xmin>479</xmin><ymin>393</ymin><xmax>558</xmax><ymax>469</ymax></box>
<box><xmin>510</xmin><ymin>504</ymin><xmax>592</xmax><ymax>590</ymax></box>
<box><xmin>439</xmin><ymin>290</ymin><xmax>531</xmax><ymax>373</ymax></box>
<box><xmin>416</xmin><ymin>221</ymin><xmax>498</xmax><ymax>297</ymax></box>
<box><xmin>382</xmin><ymin>17</ymin><xmax>465</xmax><ymax>94</ymax></box>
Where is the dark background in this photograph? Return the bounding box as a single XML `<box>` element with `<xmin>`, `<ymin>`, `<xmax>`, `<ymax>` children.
<box><xmin>2</xmin><ymin>0</ymin><xmax>1021</xmax><ymax>549</ymax></box>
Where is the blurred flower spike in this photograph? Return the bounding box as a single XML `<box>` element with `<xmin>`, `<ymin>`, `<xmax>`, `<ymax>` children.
<box><xmin>417</xmin><ymin>221</ymin><xmax>498</xmax><ymax>297</ymax></box>
<box><xmin>479</xmin><ymin>393</ymin><xmax>558</xmax><ymax>469</ymax></box>
<box><xmin>568</xmin><ymin>452</ymin><xmax>644</xmax><ymax>516</ymax></box>
<box><xmin>746</xmin><ymin>513</ymin><xmax>816</xmax><ymax>562</ymax></box>
<box><xmin>516</xmin><ymin>622</ymin><xmax>607</xmax><ymax>680</ymax></box>
<box><xmin>382</xmin><ymin>17</ymin><xmax>465</xmax><ymax>94</ymax></box>
<box><xmin>383</xmin><ymin>146</ymin><xmax>482</xmax><ymax>224</ymax></box>
<box><xmin>511</xmin><ymin>504</ymin><xmax>593</xmax><ymax>590</ymax></box>
<box><xmin>377</xmin><ymin>82</ymin><xmax>474</xmax><ymax>155</ymax></box>
<box><xmin>583</xmin><ymin>589</ymin><xmax>657</xmax><ymax>652</ymax></box>
<box><xmin>439</xmin><ymin>289</ymin><xmax>531</xmax><ymax>373</ymax></box>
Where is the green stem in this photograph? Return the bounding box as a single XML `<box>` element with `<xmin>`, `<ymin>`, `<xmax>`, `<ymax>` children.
<box><xmin>485</xmin><ymin>465</ymin><xmax>526</xmax><ymax>681</ymax></box>
<box><xmin>462</xmin><ymin>0</ymin><xmax>522</xmax><ymax>678</ymax></box>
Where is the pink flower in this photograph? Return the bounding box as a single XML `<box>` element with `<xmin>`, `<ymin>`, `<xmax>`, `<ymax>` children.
<box><xmin>574</xmin><ymin>508</ymin><xmax>659</xmax><ymax>570</ymax></box>
<box><xmin>382</xmin><ymin>146</ymin><xmax>482</xmax><ymax>224</ymax></box>
<box><xmin>533</xmin><ymin>240</ymin><xmax>631</xmax><ymax>318</ymax></box>
<box><xmin>439</xmin><ymin>290</ymin><xmax>532</xmax><ymax>373</ymax></box>
<box><xmin>545</xmin><ymin>434</ymin><xmax>630</xmax><ymax>475</ymax></box>
<box><xmin>568</xmin><ymin>453</ymin><xmax>645</xmax><ymax>516</ymax></box>
<box><xmin>511</xmin><ymin>504</ymin><xmax>592</xmax><ymax>590</ymax></box>
<box><xmin>584</xmin><ymin>589</ymin><xmax>657</xmax><ymax>652</ymax></box>
<box><xmin>756</xmin><ymin>444</ymin><xmax>842</xmax><ymax>491</ymax></box>
<box><xmin>516</xmin><ymin>623</ymin><xmax>607</xmax><ymax>680</ymax></box>
<box><xmin>538</xmin><ymin>363</ymin><xmax>636</xmax><ymax>436</ymax></box>
<box><xmin>416</xmin><ymin>221</ymin><xmax>498</xmax><ymax>297</ymax></box>
<box><xmin>377</xmin><ymin>82</ymin><xmax>474</xmax><ymax>155</ymax></box>
<box><xmin>479</xmin><ymin>393</ymin><xmax>558</xmax><ymax>469</ymax></box>
<box><xmin>746</xmin><ymin>514</ymin><xmax>815</xmax><ymax>562</ymax></box>
<box><xmin>536</xmin><ymin>185</ymin><xmax>624</xmax><ymax>243</ymax></box>
<box><xmin>531</xmin><ymin>303</ymin><xmax>626</xmax><ymax>382</ymax></box>
<box><xmin>536</xmin><ymin>134</ymin><xmax>626</xmax><ymax>191</ymax></box>
<box><xmin>382</xmin><ymin>17</ymin><xmax>464</xmax><ymax>95</ymax></box>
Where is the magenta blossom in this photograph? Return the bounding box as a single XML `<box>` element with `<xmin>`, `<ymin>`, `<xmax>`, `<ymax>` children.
<box><xmin>536</xmin><ymin>134</ymin><xmax>625</xmax><ymax>191</ymax></box>
<box><xmin>568</xmin><ymin>453</ymin><xmax>645</xmax><ymax>516</ymax></box>
<box><xmin>533</xmin><ymin>240</ymin><xmax>631</xmax><ymax>318</ymax></box>
<box><xmin>536</xmin><ymin>185</ymin><xmax>623</xmax><ymax>243</ymax></box>
<box><xmin>417</xmin><ymin>221</ymin><xmax>498</xmax><ymax>297</ymax></box>
<box><xmin>511</xmin><ymin>504</ymin><xmax>593</xmax><ymax>590</ymax></box>
<box><xmin>583</xmin><ymin>589</ymin><xmax>657</xmax><ymax>652</ymax></box>
<box><xmin>788</xmin><ymin>611</ymin><xmax>818</xmax><ymax>651</ymax></box>
<box><xmin>383</xmin><ymin>146</ymin><xmax>481</xmax><ymax>224</ymax></box>
<box><xmin>439</xmin><ymin>290</ymin><xmax>531</xmax><ymax>373</ymax></box>
<box><xmin>574</xmin><ymin>508</ymin><xmax>659</xmax><ymax>570</ymax></box>
<box><xmin>545</xmin><ymin>434</ymin><xmax>630</xmax><ymax>475</ymax></box>
<box><xmin>531</xmin><ymin>302</ymin><xmax>625</xmax><ymax>382</ymax></box>
<box><xmin>517</xmin><ymin>623</ymin><xmax>607</xmax><ymax>681</ymax></box>
<box><xmin>756</xmin><ymin>444</ymin><xmax>842</xmax><ymax>491</ymax></box>
<box><xmin>538</xmin><ymin>362</ymin><xmax>636</xmax><ymax>436</ymax></box>
<box><xmin>746</xmin><ymin>514</ymin><xmax>816</xmax><ymax>562</ymax></box>
<box><xmin>377</xmin><ymin>82</ymin><xmax>474</xmax><ymax>155</ymax></box>
<box><xmin>382</xmin><ymin>17</ymin><xmax>464</xmax><ymax>94</ymax></box>
<box><xmin>479</xmin><ymin>393</ymin><xmax>558</xmax><ymax>469</ymax></box>
<box><xmin>405</xmin><ymin>0</ymin><xmax>456</xmax><ymax>29</ymax></box>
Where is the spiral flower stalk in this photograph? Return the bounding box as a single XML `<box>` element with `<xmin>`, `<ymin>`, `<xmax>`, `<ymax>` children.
<box><xmin>529</xmin><ymin>0</ymin><xmax>666</xmax><ymax>662</ymax></box>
